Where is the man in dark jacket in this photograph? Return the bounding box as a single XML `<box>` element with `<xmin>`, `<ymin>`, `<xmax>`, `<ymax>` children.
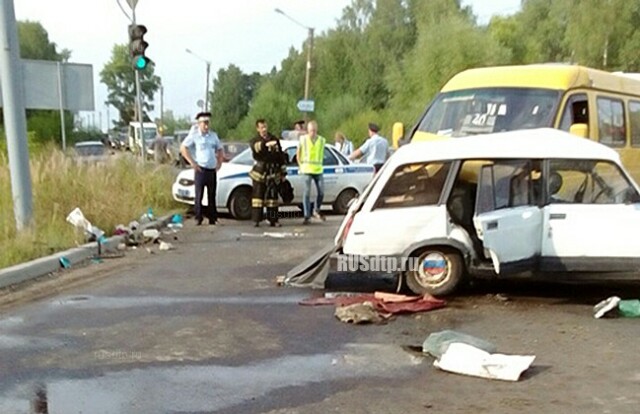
<box><xmin>249</xmin><ymin>119</ymin><xmax>287</xmax><ymax>227</ymax></box>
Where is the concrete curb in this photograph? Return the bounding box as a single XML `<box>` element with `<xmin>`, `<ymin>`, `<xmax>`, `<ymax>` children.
<box><xmin>0</xmin><ymin>214</ymin><xmax>176</xmax><ymax>290</ymax></box>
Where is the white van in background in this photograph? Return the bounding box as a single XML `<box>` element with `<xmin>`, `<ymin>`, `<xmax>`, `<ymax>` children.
<box><xmin>128</xmin><ymin>122</ymin><xmax>158</xmax><ymax>153</ymax></box>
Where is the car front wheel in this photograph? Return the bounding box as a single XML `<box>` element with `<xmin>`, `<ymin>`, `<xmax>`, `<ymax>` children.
<box><xmin>404</xmin><ymin>247</ymin><xmax>464</xmax><ymax>296</ymax></box>
<box><xmin>333</xmin><ymin>188</ymin><xmax>358</xmax><ymax>214</ymax></box>
<box><xmin>229</xmin><ymin>187</ymin><xmax>252</xmax><ymax>220</ymax></box>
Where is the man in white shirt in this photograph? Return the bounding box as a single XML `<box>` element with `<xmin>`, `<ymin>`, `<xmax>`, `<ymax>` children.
<box><xmin>180</xmin><ymin>112</ymin><xmax>224</xmax><ymax>225</ymax></box>
<box><xmin>349</xmin><ymin>123</ymin><xmax>389</xmax><ymax>172</ymax></box>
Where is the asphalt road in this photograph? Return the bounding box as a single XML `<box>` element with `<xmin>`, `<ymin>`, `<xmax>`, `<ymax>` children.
<box><xmin>1</xmin><ymin>214</ymin><xmax>640</xmax><ymax>413</ymax></box>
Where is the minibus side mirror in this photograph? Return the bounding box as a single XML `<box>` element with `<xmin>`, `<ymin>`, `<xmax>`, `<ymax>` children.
<box><xmin>569</xmin><ymin>123</ymin><xmax>589</xmax><ymax>138</ymax></box>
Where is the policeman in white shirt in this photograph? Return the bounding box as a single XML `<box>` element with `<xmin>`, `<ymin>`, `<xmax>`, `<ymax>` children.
<box><xmin>180</xmin><ymin>112</ymin><xmax>224</xmax><ymax>225</ymax></box>
<box><xmin>349</xmin><ymin>123</ymin><xmax>389</xmax><ymax>172</ymax></box>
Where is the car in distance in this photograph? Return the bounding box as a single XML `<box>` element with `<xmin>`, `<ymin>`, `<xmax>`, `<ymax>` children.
<box><xmin>74</xmin><ymin>141</ymin><xmax>108</xmax><ymax>164</ymax></box>
<box><xmin>172</xmin><ymin>140</ymin><xmax>376</xmax><ymax>220</ymax></box>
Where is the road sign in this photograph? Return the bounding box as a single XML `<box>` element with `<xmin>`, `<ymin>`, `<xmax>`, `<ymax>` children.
<box><xmin>296</xmin><ymin>99</ymin><xmax>315</xmax><ymax>112</ymax></box>
<box><xmin>0</xmin><ymin>60</ymin><xmax>94</xmax><ymax>110</ymax></box>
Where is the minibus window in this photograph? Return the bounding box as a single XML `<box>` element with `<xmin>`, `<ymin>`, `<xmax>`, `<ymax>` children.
<box><xmin>597</xmin><ymin>97</ymin><xmax>626</xmax><ymax>147</ymax></box>
<box><xmin>418</xmin><ymin>88</ymin><xmax>560</xmax><ymax>137</ymax></box>
<box><xmin>630</xmin><ymin>101</ymin><xmax>640</xmax><ymax>147</ymax></box>
<box><xmin>559</xmin><ymin>93</ymin><xmax>588</xmax><ymax>131</ymax></box>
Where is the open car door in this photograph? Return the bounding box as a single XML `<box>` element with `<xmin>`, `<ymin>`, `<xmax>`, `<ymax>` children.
<box><xmin>472</xmin><ymin>160</ymin><xmax>543</xmax><ymax>274</ymax></box>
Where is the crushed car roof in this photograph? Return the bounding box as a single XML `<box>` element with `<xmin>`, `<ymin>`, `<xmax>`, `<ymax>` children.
<box><xmin>396</xmin><ymin>128</ymin><xmax>619</xmax><ymax>164</ymax></box>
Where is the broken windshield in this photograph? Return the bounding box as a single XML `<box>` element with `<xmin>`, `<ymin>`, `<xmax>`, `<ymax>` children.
<box><xmin>417</xmin><ymin>88</ymin><xmax>560</xmax><ymax>137</ymax></box>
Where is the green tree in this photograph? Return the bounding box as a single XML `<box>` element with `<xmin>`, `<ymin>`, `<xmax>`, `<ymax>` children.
<box><xmin>158</xmin><ymin>110</ymin><xmax>190</xmax><ymax>136</ymax></box>
<box><xmin>100</xmin><ymin>44</ymin><xmax>161</xmax><ymax>126</ymax></box>
<box><xmin>210</xmin><ymin>65</ymin><xmax>262</xmax><ymax>138</ymax></box>
<box><xmin>387</xmin><ymin>0</ymin><xmax>509</xmax><ymax>124</ymax></box>
<box><xmin>17</xmin><ymin>20</ymin><xmax>62</xmax><ymax>60</ymax></box>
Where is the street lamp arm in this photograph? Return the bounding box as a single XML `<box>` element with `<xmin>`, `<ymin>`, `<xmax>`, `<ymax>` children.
<box><xmin>185</xmin><ymin>48</ymin><xmax>211</xmax><ymax>65</ymax></box>
<box><xmin>274</xmin><ymin>8</ymin><xmax>314</xmax><ymax>31</ymax></box>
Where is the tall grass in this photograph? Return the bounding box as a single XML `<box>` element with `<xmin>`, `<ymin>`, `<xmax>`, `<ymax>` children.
<box><xmin>0</xmin><ymin>145</ymin><xmax>181</xmax><ymax>268</ymax></box>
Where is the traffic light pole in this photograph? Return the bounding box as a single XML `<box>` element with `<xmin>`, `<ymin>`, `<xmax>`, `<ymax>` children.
<box><xmin>132</xmin><ymin>7</ymin><xmax>146</xmax><ymax>162</ymax></box>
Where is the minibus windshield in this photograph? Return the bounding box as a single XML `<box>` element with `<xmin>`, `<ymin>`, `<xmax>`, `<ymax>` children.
<box><xmin>417</xmin><ymin>88</ymin><xmax>560</xmax><ymax>137</ymax></box>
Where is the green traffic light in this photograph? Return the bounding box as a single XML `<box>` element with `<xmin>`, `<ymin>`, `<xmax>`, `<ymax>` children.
<box><xmin>135</xmin><ymin>56</ymin><xmax>148</xmax><ymax>70</ymax></box>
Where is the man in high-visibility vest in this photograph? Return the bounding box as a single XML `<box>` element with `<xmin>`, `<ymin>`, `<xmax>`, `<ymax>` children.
<box><xmin>296</xmin><ymin>120</ymin><xmax>326</xmax><ymax>225</ymax></box>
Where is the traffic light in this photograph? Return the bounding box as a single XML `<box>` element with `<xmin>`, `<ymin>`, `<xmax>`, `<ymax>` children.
<box><xmin>128</xmin><ymin>24</ymin><xmax>150</xmax><ymax>70</ymax></box>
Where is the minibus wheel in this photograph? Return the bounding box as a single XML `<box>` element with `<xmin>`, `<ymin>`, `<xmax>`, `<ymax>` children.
<box><xmin>405</xmin><ymin>247</ymin><xmax>463</xmax><ymax>296</ymax></box>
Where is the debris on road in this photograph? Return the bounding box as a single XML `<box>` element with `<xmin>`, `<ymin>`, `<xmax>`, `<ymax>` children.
<box><xmin>59</xmin><ymin>257</ymin><xmax>71</xmax><ymax>269</ymax></box>
<box><xmin>240</xmin><ymin>231</ymin><xmax>304</xmax><ymax>239</ymax></box>
<box><xmin>66</xmin><ymin>207</ymin><xmax>105</xmax><ymax>242</ymax></box>
<box><xmin>423</xmin><ymin>330</ymin><xmax>497</xmax><ymax>359</ymax></box>
<box><xmin>595</xmin><ymin>296</ymin><xmax>640</xmax><ymax>318</ymax></box>
<box><xmin>335</xmin><ymin>301</ymin><xmax>390</xmax><ymax>324</ymax></box>
<box><xmin>594</xmin><ymin>296</ymin><xmax>621</xmax><ymax>318</ymax></box>
<box><xmin>301</xmin><ymin>291</ymin><xmax>446</xmax><ymax>323</ymax></box>
<box><xmin>159</xmin><ymin>241</ymin><xmax>174</xmax><ymax>251</ymax></box>
<box><xmin>433</xmin><ymin>342</ymin><xmax>536</xmax><ymax>381</ymax></box>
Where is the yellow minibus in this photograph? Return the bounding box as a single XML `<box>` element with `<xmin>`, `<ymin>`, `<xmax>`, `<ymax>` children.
<box><xmin>394</xmin><ymin>64</ymin><xmax>640</xmax><ymax>180</ymax></box>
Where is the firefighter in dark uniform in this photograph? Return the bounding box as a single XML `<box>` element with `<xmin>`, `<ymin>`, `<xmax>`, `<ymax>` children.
<box><xmin>249</xmin><ymin>119</ymin><xmax>287</xmax><ymax>227</ymax></box>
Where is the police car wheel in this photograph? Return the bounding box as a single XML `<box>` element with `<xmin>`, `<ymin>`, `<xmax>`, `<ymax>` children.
<box><xmin>404</xmin><ymin>247</ymin><xmax>463</xmax><ymax>296</ymax></box>
<box><xmin>229</xmin><ymin>187</ymin><xmax>252</xmax><ymax>220</ymax></box>
<box><xmin>333</xmin><ymin>189</ymin><xmax>358</xmax><ymax>214</ymax></box>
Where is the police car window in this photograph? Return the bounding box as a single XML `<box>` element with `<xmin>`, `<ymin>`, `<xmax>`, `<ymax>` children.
<box><xmin>374</xmin><ymin>162</ymin><xmax>452</xmax><ymax>209</ymax></box>
<box><xmin>333</xmin><ymin>149</ymin><xmax>349</xmax><ymax>165</ymax></box>
<box><xmin>323</xmin><ymin>148</ymin><xmax>339</xmax><ymax>166</ymax></box>
<box><xmin>286</xmin><ymin>147</ymin><xmax>297</xmax><ymax>165</ymax></box>
<box><xmin>230</xmin><ymin>148</ymin><xmax>253</xmax><ymax>166</ymax></box>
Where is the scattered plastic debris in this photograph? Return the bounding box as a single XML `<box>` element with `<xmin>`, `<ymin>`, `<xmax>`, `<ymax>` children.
<box><xmin>142</xmin><ymin>229</ymin><xmax>160</xmax><ymax>242</ymax></box>
<box><xmin>59</xmin><ymin>257</ymin><xmax>71</xmax><ymax>269</ymax></box>
<box><xmin>66</xmin><ymin>207</ymin><xmax>105</xmax><ymax>242</ymax></box>
<box><xmin>240</xmin><ymin>232</ymin><xmax>304</xmax><ymax>239</ymax></box>
<box><xmin>433</xmin><ymin>342</ymin><xmax>536</xmax><ymax>381</ymax></box>
<box><xmin>594</xmin><ymin>296</ymin><xmax>621</xmax><ymax>318</ymax></box>
<box><xmin>159</xmin><ymin>241</ymin><xmax>174</xmax><ymax>251</ymax></box>
<box><xmin>595</xmin><ymin>296</ymin><xmax>640</xmax><ymax>318</ymax></box>
<box><xmin>423</xmin><ymin>330</ymin><xmax>497</xmax><ymax>359</ymax></box>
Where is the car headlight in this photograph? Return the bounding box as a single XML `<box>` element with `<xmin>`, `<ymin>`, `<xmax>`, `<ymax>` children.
<box><xmin>179</xmin><ymin>178</ymin><xmax>194</xmax><ymax>186</ymax></box>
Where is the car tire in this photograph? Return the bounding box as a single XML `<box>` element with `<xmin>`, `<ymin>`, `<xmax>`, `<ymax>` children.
<box><xmin>333</xmin><ymin>188</ymin><xmax>358</xmax><ymax>214</ymax></box>
<box><xmin>229</xmin><ymin>187</ymin><xmax>252</xmax><ymax>220</ymax></box>
<box><xmin>404</xmin><ymin>247</ymin><xmax>464</xmax><ymax>296</ymax></box>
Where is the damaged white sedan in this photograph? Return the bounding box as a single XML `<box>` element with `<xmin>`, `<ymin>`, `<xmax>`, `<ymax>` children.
<box><xmin>335</xmin><ymin>128</ymin><xmax>640</xmax><ymax>295</ymax></box>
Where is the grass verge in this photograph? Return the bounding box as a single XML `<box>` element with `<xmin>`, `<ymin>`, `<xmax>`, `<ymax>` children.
<box><xmin>0</xmin><ymin>147</ymin><xmax>182</xmax><ymax>268</ymax></box>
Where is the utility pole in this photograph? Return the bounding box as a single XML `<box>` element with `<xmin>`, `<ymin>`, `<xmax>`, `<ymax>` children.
<box><xmin>159</xmin><ymin>83</ymin><xmax>164</xmax><ymax>129</ymax></box>
<box><xmin>275</xmin><ymin>8</ymin><xmax>315</xmax><ymax>121</ymax></box>
<box><xmin>0</xmin><ymin>0</ymin><xmax>33</xmax><ymax>231</ymax></box>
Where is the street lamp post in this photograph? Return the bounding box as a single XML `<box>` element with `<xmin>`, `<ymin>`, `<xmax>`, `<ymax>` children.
<box><xmin>275</xmin><ymin>8</ymin><xmax>315</xmax><ymax>118</ymax></box>
<box><xmin>185</xmin><ymin>48</ymin><xmax>211</xmax><ymax>113</ymax></box>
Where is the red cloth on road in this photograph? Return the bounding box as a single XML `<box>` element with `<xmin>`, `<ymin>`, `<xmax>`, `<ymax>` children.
<box><xmin>299</xmin><ymin>292</ymin><xmax>446</xmax><ymax>314</ymax></box>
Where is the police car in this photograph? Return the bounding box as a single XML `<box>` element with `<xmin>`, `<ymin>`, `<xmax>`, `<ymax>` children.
<box><xmin>172</xmin><ymin>140</ymin><xmax>376</xmax><ymax>220</ymax></box>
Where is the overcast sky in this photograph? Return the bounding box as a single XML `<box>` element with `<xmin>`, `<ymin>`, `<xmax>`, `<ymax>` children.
<box><xmin>13</xmin><ymin>0</ymin><xmax>521</xmax><ymax>131</ymax></box>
